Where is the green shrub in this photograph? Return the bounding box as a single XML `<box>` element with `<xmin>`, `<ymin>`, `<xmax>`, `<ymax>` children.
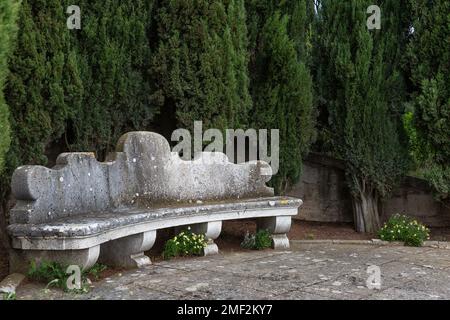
<box><xmin>378</xmin><ymin>214</ymin><xmax>430</xmax><ymax>247</ymax></box>
<box><xmin>241</xmin><ymin>229</ymin><xmax>272</xmax><ymax>250</ymax></box>
<box><xmin>27</xmin><ymin>260</ymin><xmax>107</xmax><ymax>293</ymax></box>
<box><xmin>163</xmin><ymin>230</ymin><xmax>208</xmax><ymax>260</ymax></box>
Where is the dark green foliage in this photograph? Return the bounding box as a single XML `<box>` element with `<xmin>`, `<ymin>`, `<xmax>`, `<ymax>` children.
<box><xmin>405</xmin><ymin>0</ymin><xmax>450</xmax><ymax>200</ymax></box>
<box><xmin>1</xmin><ymin>0</ymin><xmax>447</xmax><ymax>240</ymax></box>
<box><xmin>0</xmin><ymin>0</ymin><xmax>19</xmax><ymax>175</ymax></box>
<box><xmin>314</xmin><ymin>0</ymin><xmax>410</xmax><ymax>232</ymax></box>
<box><xmin>248</xmin><ymin>3</ymin><xmax>315</xmax><ymax>193</ymax></box>
<box><xmin>69</xmin><ymin>0</ymin><xmax>157</xmax><ymax>154</ymax></box>
<box><xmin>254</xmin><ymin>229</ymin><xmax>272</xmax><ymax>250</ymax></box>
<box><xmin>152</xmin><ymin>0</ymin><xmax>252</xmax><ymax>133</ymax></box>
<box><xmin>28</xmin><ymin>260</ymin><xmax>70</xmax><ymax>290</ymax></box>
<box><xmin>1</xmin><ymin>0</ymin><xmax>157</xmax><ymax>199</ymax></box>
<box><xmin>241</xmin><ymin>229</ymin><xmax>272</xmax><ymax>250</ymax></box>
<box><xmin>5</xmin><ymin>0</ymin><xmax>79</xmax><ymax>173</ymax></box>
<box><xmin>247</xmin><ymin>0</ymin><xmax>315</xmax><ymax>65</ymax></box>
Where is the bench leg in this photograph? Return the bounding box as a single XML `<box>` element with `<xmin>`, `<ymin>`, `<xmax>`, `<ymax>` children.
<box><xmin>9</xmin><ymin>245</ymin><xmax>100</xmax><ymax>274</ymax></box>
<box><xmin>99</xmin><ymin>231</ymin><xmax>156</xmax><ymax>268</ymax></box>
<box><xmin>178</xmin><ymin>221</ymin><xmax>222</xmax><ymax>256</ymax></box>
<box><xmin>257</xmin><ymin>216</ymin><xmax>292</xmax><ymax>250</ymax></box>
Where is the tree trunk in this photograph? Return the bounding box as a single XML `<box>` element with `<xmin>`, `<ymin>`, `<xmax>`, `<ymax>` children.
<box><xmin>352</xmin><ymin>181</ymin><xmax>381</xmax><ymax>233</ymax></box>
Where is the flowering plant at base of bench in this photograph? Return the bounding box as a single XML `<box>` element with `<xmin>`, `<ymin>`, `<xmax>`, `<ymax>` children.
<box><xmin>163</xmin><ymin>229</ymin><xmax>208</xmax><ymax>260</ymax></box>
<box><xmin>378</xmin><ymin>214</ymin><xmax>430</xmax><ymax>247</ymax></box>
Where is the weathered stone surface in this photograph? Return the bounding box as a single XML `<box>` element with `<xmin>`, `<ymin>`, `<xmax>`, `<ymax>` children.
<box><xmin>0</xmin><ymin>273</ymin><xmax>25</xmax><ymax>295</ymax></box>
<box><xmin>10</xmin><ymin>132</ymin><xmax>274</xmax><ymax>225</ymax></box>
<box><xmin>287</xmin><ymin>153</ymin><xmax>352</xmax><ymax>223</ymax></box>
<box><xmin>7</xmin><ymin>131</ymin><xmax>303</xmax><ymax>270</ymax></box>
<box><xmin>99</xmin><ymin>231</ymin><xmax>156</xmax><ymax>268</ymax></box>
<box><xmin>9</xmin><ymin>198</ymin><xmax>300</xmax><ymax>241</ymax></box>
<box><xmin>288</xmin><ymin>152</ymin><xmax>450</xmax><ymax>226</ymax></box>
<box><xmin>9</xmin><ymin>246</ymin><xmax>100</xmax><ymax>273</ymax></box>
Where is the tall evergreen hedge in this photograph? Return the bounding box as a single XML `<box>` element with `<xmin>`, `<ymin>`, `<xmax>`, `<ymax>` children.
<box><xmin>5</xmin><ymin>0</ymin><xmax>80</xmax><ymax>176</ymax></box>
<box><xmin>247</xmin><ymin>1</ymin><xmax>316</xmax><ymax>193</ymax></box>
<box><xmin>69</xmin><ymin>0</ymin><xmax>156</xmax><ymax>154</ymax></box>
<box><xmin>151</xmin><ymin>0</ymin><xmax>252</xmax><ymax>133</ymax></box>
<box><xmin>0</xmin><ymin>0</ymin><xmax>447</xmax><ymax>243</ymax></box>
<box><xmin>315</xmin><ymin>0</ymin><xmax>410</xmax><ymax>232</ymax></box>
<box><xmin>0</xmin><ymin>0</ymin><xmax>19</xmax><ymax>174</ymax></box>
<box><xmin>0</xmin><ymin>0</ymin><xmax>20</xmax><ymax>280</ymax></box>
<box><xmin>1</xmin><ymin>0</ymin><xmax>158</xmax><ymax>199</ymax></box>
<box><xmin>405</xmin><ymin>0</ymin><xmax>450</xmax><ymax>200</ymax></box>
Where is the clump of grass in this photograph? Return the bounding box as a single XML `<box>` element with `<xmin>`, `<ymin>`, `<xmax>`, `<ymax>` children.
<box><xmin>2</xmin><ymin>292</ymin><xmax>16</xmax><ymax>300</ymax></box>
<box><xmin>86</xmin><ymin>263</ymin><xmax>107</xmax><ymax>281</ymax></box>
<box><xmin>27</xmin><ymin>260</ymin><xmax>107</xmax><ymax>293</ymax></box>
<box><xmin>241</xmin><ymin>229</ymin><xmax>272</xmax><ymax>250</ymax></box>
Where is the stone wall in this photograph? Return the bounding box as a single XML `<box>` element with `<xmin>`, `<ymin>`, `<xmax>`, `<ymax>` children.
<box><xmin>382</xmin><ymin>177</ymin><xmax>450</xmax><ymax>227</ymax></box>
<box><xmin>288</xmin><ymin>153</ymin><xmax>450</xmax><ymax>227</ymax></box>
<box><xmin>287</xmin><ymin>153</ymin><xmax>353</xmax><ymax>223</ymax></box>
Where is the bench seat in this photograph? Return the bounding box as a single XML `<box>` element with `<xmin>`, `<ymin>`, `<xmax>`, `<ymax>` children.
<box><xmin>8</xmin><ymin>197</ymin><xmax>301</xmax><ymax>250</ymax></box>
<box><xmin>7</xmin><ymin>132</ymin><xmax>304</xmax><ymax>272</ymax></box>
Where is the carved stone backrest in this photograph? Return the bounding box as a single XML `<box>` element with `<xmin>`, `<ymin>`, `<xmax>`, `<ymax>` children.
<box><xmin>10</xmin><ymin>132</ymin><xmax>274</xmax><ymax>224</ymax></box>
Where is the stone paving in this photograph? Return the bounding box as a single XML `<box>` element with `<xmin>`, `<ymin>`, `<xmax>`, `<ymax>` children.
<box><xmin>15</xmin><ymin>243</ymin><xmax>450</xmax><ymax>300</ymax></box>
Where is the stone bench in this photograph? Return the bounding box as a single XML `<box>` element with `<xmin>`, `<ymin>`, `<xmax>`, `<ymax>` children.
<box><xmin>7</xmin><ymin>132</ymin><xmax>303</xmax><ymax>272</ymax></box>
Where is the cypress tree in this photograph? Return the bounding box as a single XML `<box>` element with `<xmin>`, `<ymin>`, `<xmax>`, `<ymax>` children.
<box><xmin>252</xmin><ymin>12</ymin><xmax>314</xmax><ymax>193</ymax></box>
<box><xmin>405</xmin><ymin>0</ymin><xmax>450</xmax><ymax>200</ymax></box>
<box><xmin>4</xmin><ymin>0</ymin><xmax>82</xmax><ymax>179</ymax></box>
<box><xmin>151</xmin><ymin>0</ymin><xmax>252</xmax><ymax>133</ymax></box>
<box><xmin>2</xmin><ymin>0</ymin><xmax>158</xmax><ymax>183</ymax></box>
<box><xmin>0</xmin><ymin>0</ymin><xmax>19</xmax><ymax>174</ymax></box>
<box><xmin>0</xmin><ymin>0</ymin><xmax>19</xmax><ymax>281</ymax></box>
<box><xmin>247</xmin><ymin>1</ymin><xmax>316</xmax><ymax>193</ymax></box>
<box><xmin>69</xmin><ymin>0</ymin><xmax>157</xmax><ymax>155</ymax></box>
<box><xmin>1</xmin><ymin>3</ymin><xmax>83</xmax><ymax>264</ymax></box>
<box><xmin>315</xmin><ymin>0</ymin><xmax>409</xmax><ymax>233</ymax></box>
<box><xmin>247</xmin><ymin>0</ymin><xmax>316</xmax><ymax>65</ymax></box>
<box><xmin>1</xmin><ymin>0</ymin><xmax>158</xmax><ymax>275</ymax></box>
